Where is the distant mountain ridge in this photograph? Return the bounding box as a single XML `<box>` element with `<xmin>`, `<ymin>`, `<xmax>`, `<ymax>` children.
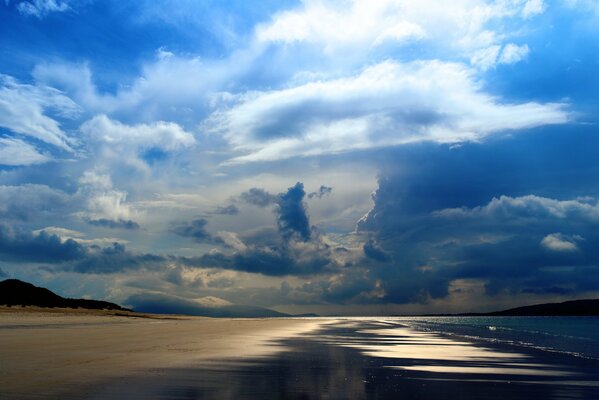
<box><xmin>0</xmin><ymin>279</ymin><xmax>130</xmax><ymax>311</ymax></box>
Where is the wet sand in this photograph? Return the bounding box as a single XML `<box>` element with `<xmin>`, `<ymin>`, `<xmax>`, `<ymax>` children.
<box><xmin>0</xmin><ymin>307</ymin><xmax>323</xmax><ymax>399</ymax></box>
<box><xmin>2</xmin><ymin>312</ymin><xmax>598</xmax><ymax>399</ymax></box>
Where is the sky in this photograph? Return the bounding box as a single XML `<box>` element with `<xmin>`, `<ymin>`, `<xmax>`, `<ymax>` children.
<box><xmin>1</xmin><ymin>0</ymin><xmax>599</xmax><ymax>315</ymax></box>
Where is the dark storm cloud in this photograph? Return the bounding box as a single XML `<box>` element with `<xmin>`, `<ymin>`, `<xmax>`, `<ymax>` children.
<box><xmin>0</xmin><ymin>222</ymin><xmax>165</xmax><ymax>273</ymax></box>
<box><xmin>170</xmin><ymin>218</ymin><xmax>217</xmax><ymax>243</ymax></box>
<box><xmin>354</xmin><ymin>133</ymin><xmax>599</xmax><ymax>304</ymax></box>
<box><xmin>240</xmin><ymin>188</ymin><xmax>277</xmax><ymax>207</ymax></box>
<box><xmin>277</xmin><ymin>182</ymin><xmax>311</xmax><ymax>242</ymax></box>
<box><xmin>86</xmin><ymin>218</ymin><xmax>140</xmax><ymax>230</ymax></box>
<box><xmin>0</xmin><ymin>223</ymin><xmax>85</xmax><ymax>262</ymax></box>
<box><xmin>308</xmin><ymin>185</ymin><xmax>333</xmax><ymax>199</ymax></box>
<box><xmin>240</xmin><ymin>183</ymin><xmax>313</xmax><ymax>242</ymax></box>
<box><xmin>362</xmin><ymin>239</ymin><xmax>390</xmax><ymax>262</ymax></box>
<box><xmin>193</xmin><ymin>241</ymin><xmax>334</xmax><ymax>276</ymax></box>
<box><xmin>71</xmin><ymin>243</ymin><xmax>166</xmax><ymax>274</ymax></box>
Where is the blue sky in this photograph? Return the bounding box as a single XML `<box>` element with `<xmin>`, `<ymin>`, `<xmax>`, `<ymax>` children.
<box><xmin>1</xmin><ymin>0</ymin><xmax>598</xmax><ymax>315</ymax></box>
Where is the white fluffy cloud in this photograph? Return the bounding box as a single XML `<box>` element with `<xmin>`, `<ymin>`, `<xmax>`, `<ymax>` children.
<box><xmin>0</xmin><ymin>74</ymin><xmax>79</xmax><ymax>151</ymax></box>
<box><xmin>541</xmin><ymin>233</ymin><xmax>583</xmax><ymax>252</ymax></box>
<box><xmin>499</xmin><ymin>43</ymin><xmax>530</xmax><ymax>64</ymax></box>
<box><xmin>209</xmin><ymin>60</ymin><xmax>569</xmax><ymax>163</ymax></box>
<box><xmin>256</xmin><ymin>0</ymin><xmax>542</xmax><ymax>61</ymax></box>
<box><xmin>81</xmin><ymin>114</ymin><xmax>195</xmax><ymax>152</ymax></box>
<box><xmin>77</xmin><ymin>171</ymin><xmax>135</xmax><ymax>221</ymax></box>
<box><xmin>436</xmin><ymin>194</ymin><xmax>599</xmax><ymax>221</ymax></box>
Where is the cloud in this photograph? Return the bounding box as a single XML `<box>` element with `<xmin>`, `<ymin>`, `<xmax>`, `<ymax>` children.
<box><xmin>0</xmin><ymin>74</ymin><xmax>79</xmax><ymax>151</ymax></box>
<box><xmin>76</xmin><ymin>170</ymin><xmax>134</xmax><ymax>221</ymax></box>
<box><xmin>255</xmin><ymin>0</ymin><xmax>539</xmax><ymax>58</ymax></box>
<box><xmin>86</xmin><ymin>218</ymin><xmax>140</xmax><ymax>230</ymax></box>
<box><xmin>0</xmin><ymin>137</ymin><xmax>50</xmax><ymax>166</ymax></box>
<box><xmin>522</xmin><ymin>0</ymin><xmax>545</xmax><ymax>18</ymax></box>
<box><xmin>240</xmin><ymin>187</ymin><xmax>278</xmax><ymax>207</ymax></box>
<box><xmin>195</xmin><ymin>239</ymin><xmax>334</xmax><ymax>276</ymax></box>
<box><xmin>541</xmin><ymin>233</ymin><xmax>583</xmax><ymax>252</ymax></box>
<box><xmin>212</xmin><ymin>204</ymin><xmax>239</xmax><ymax>215</ymax></box>
<box><xmin>170</xmin><ymin>218</ymin><xmax>214</xmax><ymax>243</ymax></box>
<box><xmin>242</xmin><ymin>182</ymin><xmax>314</xmax><ymax>241</ymax></box>
<box><xmin>498</xmin><ymin>43</ymin><xmax>530</xmax><ymax>64</ymax></box>
<box><xmin>363</xmin><ymin>239</ymin><xmax>391</xmax><ymax>262</ymax></box>
<box><xmin>358</xmin><ymin>173</ymin><xmax>599</xmax><ymax>303</ymax></box>
<box><xmin>277</xmin><ymin>182</ymin><xmax>311</xmax><ymax>242</ymax></box>
<box><xmin>80</xmin><ymin>114</ymin><xmax>195</xmax><ymax>152</ymax></box>
<box><xmin>0</xmin><ymin>184</ymin><xmax>70</xmax><ymax>221</ymax></box>
<box><xmin>15</xmin><ymin>0</ymin><xmax>70</xmax><ymax>18</ymax></box>
<box><xmin>70</xmin><ymin>242</ymin><xmax>165</xmax><ymax>274</ymax></box>
<box><xmin>308</xmin><ymin>185</ymin><xmax>333</xmax><ymax>199</ymax></box>
<box><xmin>0</xmin><ymin>223</ymin><xmax>85</xmax><ymax>263</ymax></box>
<box><xmin>209</xmin><ymin>60</ymin><xmax>569</xmax><ymax>163</ymax></box>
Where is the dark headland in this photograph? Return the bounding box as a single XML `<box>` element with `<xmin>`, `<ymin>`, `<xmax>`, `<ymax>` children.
<box><xmin>0</xmin><ymin>279</ymin><xmax>130</xmax><ymax>311</ymax></box>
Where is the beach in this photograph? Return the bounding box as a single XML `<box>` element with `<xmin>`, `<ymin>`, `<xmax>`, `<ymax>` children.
<box><xmin>1</xmin><ymin>310</ymin><xmax>599</xmax><ymax>399</ymax></box>
<box><xmin>0</xmin><ymin>307</ymin><xmax>323</xmax><ymax>399</ymax></box>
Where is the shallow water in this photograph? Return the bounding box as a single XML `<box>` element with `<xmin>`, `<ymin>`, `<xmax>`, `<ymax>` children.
<box><xmin>86</xmin><ymin>318</ymin><xmax>599</xmax><ymax>400</ymax></box>
<box><xmin>398</xmin><ymin>316</ymin><xmax>599</xmax><ymax>360</ymax></box>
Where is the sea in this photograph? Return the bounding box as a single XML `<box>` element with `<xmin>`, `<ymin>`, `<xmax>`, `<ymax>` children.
<box><xmin>399</xmin><ymin>316</ymin><xmax>599</xmax><ymax>360</ymax></box>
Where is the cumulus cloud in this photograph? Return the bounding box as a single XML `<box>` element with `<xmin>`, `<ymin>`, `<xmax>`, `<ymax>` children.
<box><xmin>76</xmin><ymin>170</ymin><xmax>135</xmax><ymax>221</ymax></box>
<box><xmin>0</xmin><ymin>74</ymin><xmax>79</xmax><ymax>151</ymax></box>
<box><xmin>541</xmin><ymin>233</ymin><xmax>583</xmax><ymax>252</ymax></box>
<box><xmin>209</xmin><ymin>60</ymin><xmax>569</xmax><ymax>163</ymax></box>
<box><xmin>358</xmin><ymin>171</ymin><xmax>599</xmax><ymax>303</ymax></box>
<box><xmin>241</xmin><ymin>183</ymin><xmax>312</xmax><ymax>241</ymax></box>
<box><xmin>277</xmin><ymin>182</ymin><xmax>311</xmax><ymax>242</ymax></box>
<box><xmin>0</xmin><ymin>223</ymin><xmax>85</xmax><ymax>263</ymax></box>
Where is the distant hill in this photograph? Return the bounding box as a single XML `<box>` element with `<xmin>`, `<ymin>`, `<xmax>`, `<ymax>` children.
<box><xmin>468</xmin><ymin>299</ymin><xmax>599</xmax><ymax>316</ymax></box>
<box><xmin>0</xmin><ymin>279</ymin><xmax>130</xmax><ymax>311</ymax></box>
<box><xmin>127</xmin><ymin>292</ymin><xmax>291</xmax><ymax>318</ymax></box>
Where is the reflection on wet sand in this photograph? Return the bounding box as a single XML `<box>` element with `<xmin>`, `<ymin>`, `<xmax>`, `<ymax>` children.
<box><xmin>87</xmin><ymin>318</ymin><xmax>599</xmax><ymax>400</ymax></box>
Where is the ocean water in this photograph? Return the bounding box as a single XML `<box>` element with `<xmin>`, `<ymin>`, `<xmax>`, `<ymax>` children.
<box><xmin>398</xmin><ymin>316</ymin><xmax>599</xmax><ymax>360</ymax></box>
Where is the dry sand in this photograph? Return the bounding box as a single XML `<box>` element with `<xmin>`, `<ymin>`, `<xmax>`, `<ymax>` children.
<box><xmin>0</xmin><ymin>307</ymin><xmax>325</xmax><ymax>399</ymax></box>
